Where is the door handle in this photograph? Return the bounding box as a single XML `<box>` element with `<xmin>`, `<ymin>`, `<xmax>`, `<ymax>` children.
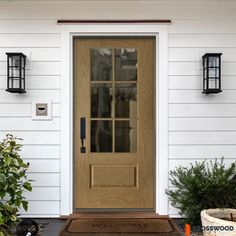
<box><xmin>80</xmin><ymin>117</ymin><xmax>86</xmax><ymax>153</ymax></box>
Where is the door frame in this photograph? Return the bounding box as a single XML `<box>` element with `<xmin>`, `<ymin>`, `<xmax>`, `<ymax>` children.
<box><xmin>60</xmin><ymin>24</ymin><xmax>169</xmax><ymax>216</ymax></box>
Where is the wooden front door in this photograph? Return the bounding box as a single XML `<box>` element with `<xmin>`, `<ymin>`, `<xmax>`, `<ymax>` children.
<box><xmin>74</xmin><ymin>37</ymin><xmax>155</xmax><ymax>209</ymax></box>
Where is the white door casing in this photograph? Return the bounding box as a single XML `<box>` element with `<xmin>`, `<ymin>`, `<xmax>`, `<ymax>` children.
<box><xmin>60</xmin><ymin>24</ymin><xmax>169</xmax><ymax>216</ymax></box>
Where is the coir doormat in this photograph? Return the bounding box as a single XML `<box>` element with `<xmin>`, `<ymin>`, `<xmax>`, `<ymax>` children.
<box><xmin>60</xmin><ymin>217</ymin><xmax>182</xmax><ymax>235</ymax></box>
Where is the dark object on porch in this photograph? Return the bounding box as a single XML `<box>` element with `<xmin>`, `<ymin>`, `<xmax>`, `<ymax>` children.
<box><xmin>60</xmin><ymin>213</ymin><xmax>181</xmax><ymax>235</ymax></box>
<box><xmin>15</xmin><ymin>219</ymin><xmax>39</xmax><ymax>236</ymax></box>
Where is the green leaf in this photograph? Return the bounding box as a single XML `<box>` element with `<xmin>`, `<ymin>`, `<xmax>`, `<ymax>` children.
<box><xmin>21</xmin><ymin>201</ymin><xmax>28</xmax><ymax>212</ymax></box>
<box><xmin>0</xmin><ymin>232</ymin><xmax>4</xmax><ymax>236</ymax></box>
<box><xmin>10</xmin><ymin>215</ymin><xmax>17</xmax><ymax>222</ymax></box>
<box><xmin>0</xmin><ymin>174</ymin><xmax>6</xmax><ymax>183</ymax></box>
<box><xmin>23</xmin><ymin>182</ymin><xmax>32</xmax><ymax>192</ymax></box>
<box><xmin>0</xmin><ymin>218</ymin><xmax>4</xmax><ymax>225</ymax></box>
<box><xmin>3</xmin><ymin>157</ymin><xmax>11</xmax><ymax>165</ymax></box>
<box><xmin>9</xmin><ymin>141</ymin><xmax>16</xmax><ymax>146</ymax></box>
<box><xmin>15</xmin><ymin>199</ymin><xmax>21</xmax><ymax>207</ymax></box>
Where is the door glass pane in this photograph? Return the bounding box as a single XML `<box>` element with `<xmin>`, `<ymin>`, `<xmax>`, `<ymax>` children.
<box><xmin>91</xmin><ymin>84</ymin><xmax>112</xmax><ymax>118</ymax></box>
<box><xmin>115</xmin><ymin>48</ymin><xmax>137</xmax><ymax>81</ymax></box>
<box><xmin>91</xmin><ymin>49</ymin><xmax>112</xmax><ymax>81</ymax></box>
<box><xmin>115</xmin><ymin>120</ymin><xmax>137</xmax><ymax>152</ymax></box>
<box><xmin>91</xmin><ymin>121</ymin><xmax>112</xmax><ymax>152</ymax></box>
<box><xmin>115</xmin><ymin>84</ymin><xmax>137</xmax><ymax>118</ymax></box>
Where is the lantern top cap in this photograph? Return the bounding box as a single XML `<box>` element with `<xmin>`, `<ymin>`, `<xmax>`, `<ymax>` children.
<box><xmin>6</xmin><ymin>52</ymin><xmax>26</xmax><ymax>58</ymax></box>
<box><xmin>202</xmin><ymin>53</ymin><xmax>222</xmax><ymax>58</ymax></box>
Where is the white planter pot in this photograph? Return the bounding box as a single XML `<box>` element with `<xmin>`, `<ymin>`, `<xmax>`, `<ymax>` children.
<box><xmin>201</xmin><ymin>209</ymin><xmax>236</xmax><ymax>236</ymax></box>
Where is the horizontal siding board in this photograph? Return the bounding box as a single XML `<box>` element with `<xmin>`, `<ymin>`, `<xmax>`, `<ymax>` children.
<box><xmin>169</xmin><ymin>90</ymin><xmax>236</xmax><ymax>104</ymax></box>
<box><xmin>28</xmin><ymin>173</ymin><xmax>60</xmax><ymax>187</ymax></box>
<box><xmin>0</xmin><ymin>131</ymin><xmax>60</xmax><ymax>145</ymax></box>
<box><xmin>0</xmin><ymin>34</ymin><xmax>60</xmax><ymax>47</ymax></box>
<box><xmin>0</xmin><ymin>117</ymin><xmax>60</xmax><ymax>131</ymax></box>
<box><xmin>169</xmin><ymin>62</ymin><xmax>236</xmax><ymax>76</ymax></box>
<box><xmin>169</xmin><ymin>75</ymin><xmax>236</xmax><ymax>90</ymax></box>
<box><xmin>169</xmin><ymin>131</ymin><xmax>236</xmax><ymax>145</ymax></box>
<box><xmin>169</xmin><ymin>34</ymin><xmax>236</xmax><ymax>48</ymax></box>
<box><xmin>19</xmin><ymin>201</ymin><xmax>60</xmax><ymax>215</ymax></box>
<box><xmin>26</xmin><ymin>76</ymin><xmax>60</xmax><ymax>89</ymax></box>
<box><xmin>169</xmin><ymin>145</ymin><xmax>236</xmax><ymax>159</ymax></box>
<box><xmin>169</xmin><ymin>118</ymin><xmax>236</xmax><ymax>131</ymax></box>
<box><xmin>169</xmin><ymin>76</ymin><xmax>201</xmax><ymax>89</ymax></box>
<box><xmin>0</xmin><ymin>4</ymin><xmax>236</xmax><ymax>20</ymax></box>
<box><xmin>0</xmin><ymin>20</ymin><xmax>60</xmax><ymax>33</ymax></box>
<box><xmin>0</xmin><ymin>1</ymin><xmax>232</xmax><ymax>7</ymax></box>
<box><xmin>0</xmin><ymin>90</ymin><xmax>60</xmax><ymax>103</ymax></box>
<box><xmin>169</xmin><ymin>20</ymin><xmax>236</xmax><ymax>34</ymax></box>
<box><xmin>169</xmin><ymin>48</ymin><xmax>236</xmax><ymax>62</ymax></box>
<box><xmin>0</xmin><ymin>48</ymin><xmax>60</xmax><ymax>61</ymax></box>
<box><xmin>24</xmin><ymin>187</ymin><xmax>60</xmax><ymax>201</ymax></box>
<box><xmin>21</xmin><ymin>145</ymin><xmax>60</xmax><ymax>159</ymax></box>
<box><xmin>27</xmin><ymin>160</ymin><xmax>60</xmax><ymax>173</ymax></box>
<box><xmin>0</xmin><ymin>76</ymin><xmax>60</xmax><ymax>89</ymax></box>
<box><xmin>0</xmin><ymin>62</ymin><xmax>60</xmax><ymax>76</ymax></box>
<box><xmin>169</xmin><ymin>104</ymin><xmax>236</xmax><ymax>117</ymax></box>
<box><xmin>0</xmin><ymin>103</ymin><xmax>60</xmax><ymax>117</ymax></box>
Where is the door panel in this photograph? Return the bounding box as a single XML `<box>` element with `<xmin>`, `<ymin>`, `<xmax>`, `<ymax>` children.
<box><xmin>74</xmin><ymin>38</ymin><xmax>155</xmax><ymax>209</ymax></box>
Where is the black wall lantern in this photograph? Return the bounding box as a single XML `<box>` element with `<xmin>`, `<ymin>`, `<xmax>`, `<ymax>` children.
<box><xmin>202</xmin><ymin>53</ymin><xmax>222</xmax><ymax>94</ymax></box>
<box><xmin>6</xmin><ymin>53</ymin><xmax>26</xmax><ymax>93</ymax></box>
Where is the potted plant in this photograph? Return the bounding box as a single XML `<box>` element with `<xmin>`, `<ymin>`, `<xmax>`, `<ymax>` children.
<box><xmin>0</xmin><ymin>134</ymin><xmax>32</xmax><ymax>235</ymax></box>
<box><xmin>166</xmin><ymin>158</ymin><xmax>236</xmax><ymax>228</ymax></box>
<box><xmin>201</xmin><ymin>208</ymin><xmax>236</xmax><ymax>236</ymax></box>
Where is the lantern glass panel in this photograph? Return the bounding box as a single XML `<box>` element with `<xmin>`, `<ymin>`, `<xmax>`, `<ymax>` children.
<box><xmin>209</xmin><ymin>56</ymin><xmax>219</xmax><ymax>67</ymax></box>
<box><xmin>204</xmin><ymin>68</ymin><xmax>208</xmax><ymax>79</ymax></box>
<box><xmin>21</xmin><ymin>57</ymin><xmax>25</xmax><ymax>67</ymax></box>
<box><xmin>13</xmin><ymin>78</ymin><xmax>20</xmax><ymax>88</ymax></box>
<box><xmin>204</xmin><ymin>79</ymin><xmax>207</xmax><ymax>89</ymax></box>
<box><xmin>13</xmin><ymin>67</ymin><xmax>20</xmax><ymax>78</ymax></box>
<box><xmin>21</xmin><ymin>68</ymin><xmax>25</xmax><ymax>78</ymax></box>
<box><xmin>208</xmin><ymin>78</ymin><xmax>220</xmax><ymax>89</ymax></box>
<box><xmin>209</xmin><ymin>68</ymin><xmax>216</xmax><ymax>78</ymax></box>
<box><xmin>208</xmin><ymin>68</ymin><xmax>220</xmax><ymax>78</ymax></box>
<box><xmin>216</xmin><ymin>68</ymin><xmax>219</xmax><ymax>78</ymax></box>
<box><xmin>13</xmin><ymin>56</ymin><xmax>20</xmax><ymax>67</ymax></box>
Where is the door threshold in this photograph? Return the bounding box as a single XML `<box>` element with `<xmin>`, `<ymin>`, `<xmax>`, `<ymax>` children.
<box><xmin>74</xmin><ymin>208</ymin><xmax>155</xmax><ymax>212</ymax></box>
<box><xmin>61</xmin><ymin>212</ymin><xmax>167</xmax><ymax>220</ymax></box>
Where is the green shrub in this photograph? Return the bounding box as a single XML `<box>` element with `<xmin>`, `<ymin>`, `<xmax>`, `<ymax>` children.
<box><xmin>0</xmin><ymin>134</ymin><xmax>32</xmax><ymax>233</ymax></box>
<box><xmin>166</xmin><ymin>158</ymin><xmax>236</xmax><ymax>225</ymax></box>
